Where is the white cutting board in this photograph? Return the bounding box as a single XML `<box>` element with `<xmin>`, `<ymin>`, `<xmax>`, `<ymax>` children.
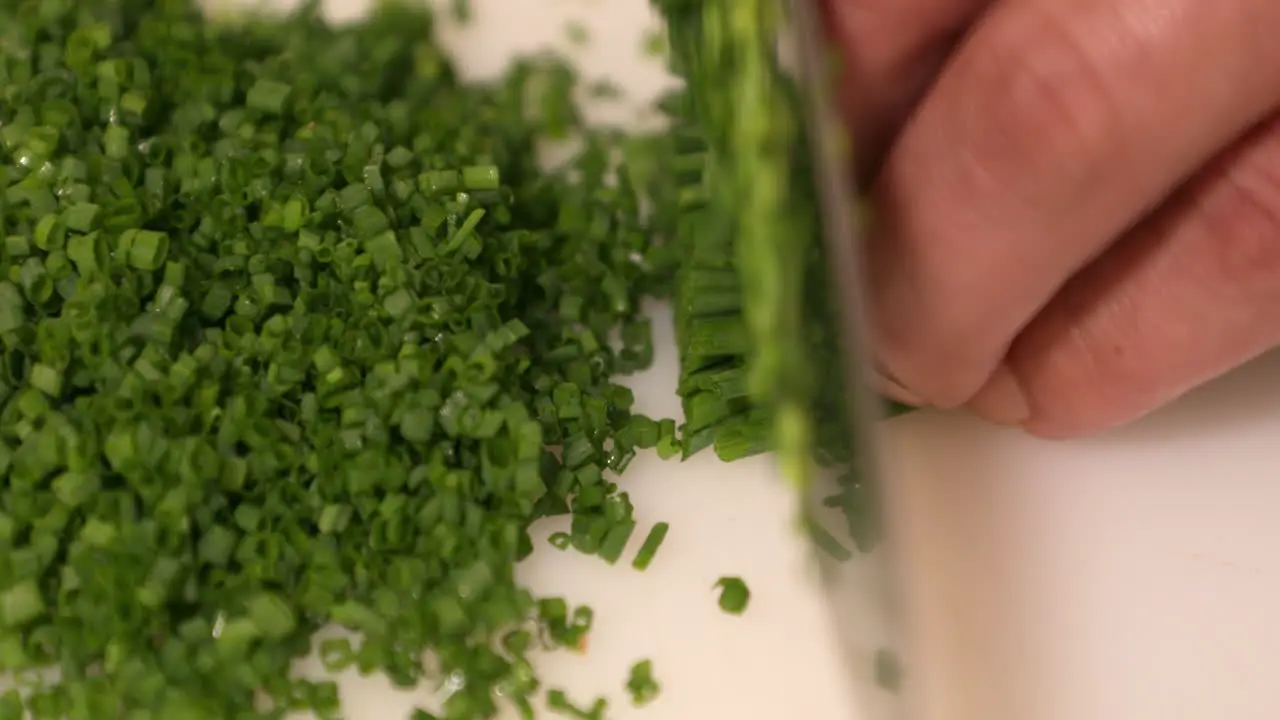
<box><xmin>219</xmin><ymin>1</ymin><xmax>1280</xmax><ymax>719</ymax></box>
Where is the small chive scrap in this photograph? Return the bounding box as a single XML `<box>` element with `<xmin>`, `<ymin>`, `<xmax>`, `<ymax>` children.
<box><xmin>450</xmin><ymin>0</ymin><xmax>472</xmax><ymax>23</ymax></box>
<box><xmin>565</xmin><ymin>21</ymin><xmax>590</xmax><ymax>47</ymax></box>
<box><xmin>587</xmin><ymin>79</ymin><xmax>624</xmax><ymax>100</ymax></box>
<box><xmin>546</xmin><ymin>689</ymin><xmax>608</xmax><ymax>720</ymax></box>
<box><xmin>875</xmin><ymin>647</ymin><xmax>904</xmax><ymax>693</ymax></box>
<box><xmin>714</xmin><ymin>576</ymin><xmax>751</xmax><ymax>615</ymax></box>
<box><xmin>641</xmin><ymin>28</ymin><xmax>667</xmax><ymax>58</ymax></box>
<box><xmin>626</xmin><ymin>659</ymin><xmax>661</xmax><ymax>706</ymax></box>
<box><xmin>632</xmin><ymin>522</ymin><xmax>670</xmax><ymax>571</ymax></box>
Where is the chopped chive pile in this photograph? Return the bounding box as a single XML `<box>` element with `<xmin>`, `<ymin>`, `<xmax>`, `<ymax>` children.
<box><xmin>0</xmin><ymin>0</ymin><xmax>693</xmax><ymax>716</ymax></box>
<box><xmin>625</xmin><ymin>658</ymin><xmax>661</xmax><ymax>706</ymax></box>
<box><xmin>714</xmin><ymin>576</ymin><xmax>750</xmax><ymax>615</ymax></box>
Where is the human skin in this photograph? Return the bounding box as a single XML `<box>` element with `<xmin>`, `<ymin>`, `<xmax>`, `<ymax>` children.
<box><xmin>824</xmin><ymin>0</ymin><xmax>1280</xmax><ymax>438</ymax></box>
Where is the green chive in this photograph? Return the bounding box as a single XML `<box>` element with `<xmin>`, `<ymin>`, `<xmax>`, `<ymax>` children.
<box><xmin>631</xmin><ymin>522</ymin><xmax>669</xmax><ymax>571</ymax></box>
<box><xmin>547</xmin><ymin>689</ymin><xmax>607</xmax><ymax>720</ymax></box>
<box><xmin>714</xmin><ymin>576</ymin><xmax>750</xmax><ymax>615</ymax></box>
<box><xmin>625</xmin><ymin>659</ymin><xmax>661</xmax><ymax>706</ymax></box>
<box><xmin>461</xmin><ymin>165</ymin><xmax>500</xmax><ymax>191</ymax></box>
<box><xmin>62</xmin><ymin>202</ymin><xmax>101</xmax><ymax>233</ymax></box>
<box><xmin>0</xmin><ymin>581</ymin><xmax>44</xmax><ymax>628</ymax></box>
<box><xmin>125</xmin><ymin>230</ymin><xmax>169</xmax><ymax>270</ymax></box>
<box><xmin>246</xmin><ymin>79</ymin><xmax>292</xmax><ymax>114</ymax></box>
<box><xmin>565</xmin><ymin>22</ymin><xmax>590</xmax><ymax>47</ymax></box>
<box><xmin>875</xmin><ymin>647</ymin><xmax>903</xmax><ymax>693</ymax></box>
<box><xmin>597</xmin><ymin>522</ymin><xmax>635</xmax><ymax>565</ymax></box>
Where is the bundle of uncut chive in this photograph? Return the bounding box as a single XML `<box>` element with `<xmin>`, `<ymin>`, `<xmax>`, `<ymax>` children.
<box><xmin>0</xmin><ymin>1</ymin><xmax>697</xmax><ymax>717</ymax></box>
<box><xmin>650</xmin><ymin>0</ymin><xmax>910</xmax><ymax>557</ymax></box>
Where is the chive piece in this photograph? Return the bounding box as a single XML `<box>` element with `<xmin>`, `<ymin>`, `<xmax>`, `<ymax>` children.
<box><xmin>682</xmin><ymin>391</ymin><xmax>735</xmax><ymax>434</ymax></box>
<box><xmin>547</xmin><ymin>689</ymin><xmax>608</xmax><ymax>720</ymax></box>
<box><xmin>103</xmin><ymin>124</ymin><xmax>130</xmax><ymax>159</ymax></box>
<box><xmin>246</xmin><ymin>592</ymin><xmax>296</xmax><ymax>638</ymax></box>
<box><xmin>62</xmin><ymin>203</ymin><xmax>101</xmax><ymax>233</ymax></box>
<box><xmin>548</xmin><ymin>532</ymin><xmax>572</xmax><ymax>550</ymax></box>
<box><xmin>0</xmin><ymin>581</ymin><xmax>44</xmax><ymax>628</ymax></box>
<box><xmin>631</xmin><ymin>522</ymin><xmax>669</xmax><ymax>571</ymax></box>
<box><xmin>461</xmin><ymin>165</ymin><xmax>500</xmax><ymax>191</ymax></box>
<box><xmin>126</xmin><ymin>230</ymin><xmax>169</xmax><ymax>270</ymax></box>
<box><xmin>712</xmin><ymin>413</ymin><xmax>772</xmax><ymax>461</ymax></box>
<box><xmin>655</xmin><ymin>418</ymin><xmax>680</xmax><ymax>460</ymax></box>
<box><xmin>714</xmin><ymin>576</ymin><xmax>750</xmax><ymax>615</ymax></box>
<box><xmin>680</xmin><ymin>316</ymin><xmax>749</xmax><ymax>358</ymax></box>
<box><xmin>886</xmin><ymin>400</ymin><xmax>917</xmax><ymax>417</ymax></box>
<box><xmin>450</xmin><ymin>0</ymin><xmax>472</xmax><ymax>23</ymax></box>
<box><xmin>28</xmin><ymin>364</ymin><xmax>62</xmax><ymax>397</ymax></box>
<box><xmin>565</xmin><ymin>22</ymin><xmax>590</xmax><ymax>47</ymax></box>
<box><xmin>587</xmin><ymin>80</ymin><xmax>623</xmax><ymax>100</ymax></box>
<box><xmin>625</xmin><ymin>659</ymin><xmax>661</xmax><ymax>706</ymax></box>
<box><xmin>875</xmin><ymin>648</ymin><xmax>903</xmax><ymax>693</ymax></box>
<box><xmin>805</xmin><ymin>516</ymin><xmax>853</xmax><ymax>562</ymax></box>
<box><xmin>641</xmin><ymin>28</ymin><xmax>667</xmax><ymax>58</ymax></box>
<box><xmin>0</xmin><ymin>284</ymin><xmax>24</xmax><ymax>334</ymax></box>
<box><xmin>597</xmin><ymin>522</ymin><xmax>636</xmax><ymax>565</ymax></box>
<box><xmin>246</xmin><ymin>79</ymin><xmax>292</xmax><ymax>114</ymax></box>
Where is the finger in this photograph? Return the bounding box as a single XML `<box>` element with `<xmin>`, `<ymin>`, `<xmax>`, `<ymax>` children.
<box><xmin>969</xmin><ymin>114</ymin><xmax>1280</xmax><ymax>438</ymax></box>
<box><xmin>821</xmin><ymin>0</ymin><xmax>990</xmax><ymax>177</ymax></box>
<box><xmin>869</xmin><ymin>0</ymin><xmax>1280</xmax><ymax>409</ymax></box>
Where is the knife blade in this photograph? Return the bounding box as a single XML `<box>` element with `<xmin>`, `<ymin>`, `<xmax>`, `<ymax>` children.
<box><xmin>782</xmin><ymin>2</ymin><xmax>914</xmax><ymax>719</ymax></box>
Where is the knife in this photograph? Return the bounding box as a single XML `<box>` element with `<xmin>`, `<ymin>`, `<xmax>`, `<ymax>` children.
<box><xmin>783</xmin><ymin>2</ymin><xmax>914</xmax><ymax>719</ymax></box>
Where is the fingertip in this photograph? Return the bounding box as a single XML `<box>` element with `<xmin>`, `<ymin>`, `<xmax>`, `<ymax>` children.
<box><xmin>1018</xmin><ymin>405</ymin><xmax>1138</xmax><ymax>439</ymax></box>
<box><xmin>965</xmin><ymin>365</ymin><xmax>1030</xmax><ymax>428</ymax></box>
<box><xmin>966</xmin><ymin>358</ymin><xmax>1124</xmax><ymax>438</ymax></box>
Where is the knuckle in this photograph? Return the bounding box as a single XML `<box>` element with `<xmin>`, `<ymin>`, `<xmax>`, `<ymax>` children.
<box><xmin>960</xmin><ymin>5</ymin><xmax>1124</xmax><ymax>189</ymax></box>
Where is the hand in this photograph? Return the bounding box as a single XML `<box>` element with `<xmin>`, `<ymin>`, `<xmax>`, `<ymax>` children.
<box><xmin>825</xmin><ymin>0</ymin><xmax>1280</xmax><ymax>438</ymax></box>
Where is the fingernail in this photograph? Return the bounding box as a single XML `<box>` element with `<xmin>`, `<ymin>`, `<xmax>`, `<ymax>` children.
<box><xmin>874</xmin><ymin>364</ymin><xmax>925</xmax><ymax>407</ymax></box>
<box><xmin>968</xmin><ymin>366</ymin><xmax>1030</xmax><ymax>427</ymax></box>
